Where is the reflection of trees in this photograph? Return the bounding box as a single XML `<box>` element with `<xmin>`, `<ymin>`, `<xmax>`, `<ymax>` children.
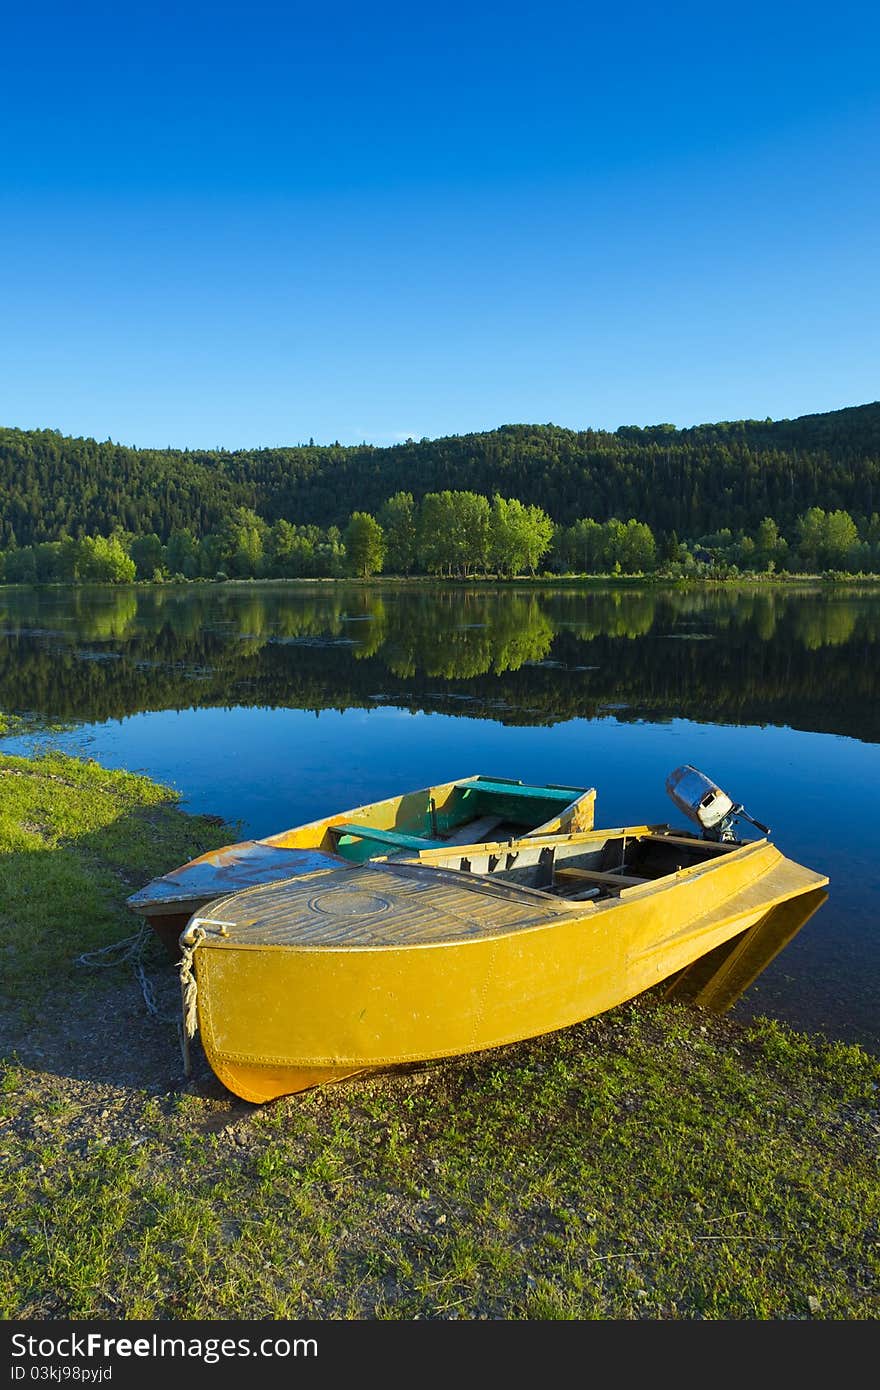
<box><xmin>271</xmin><ymin>595</ymin><xmax>346</xmax><ymax>639</ymax></box>
<box><xmin>350</xmin><ymin>595</ymin><xmax>388</xmax><ymax>659</ymax></box>
<box><xmin>73</xmin><ymin>588</ymin><xmax>139</xmax><ymax>642</ymax></box>
<box><xmin>490</xmin><ymin>599</ymin><xmax>554</xmax><ymax>673</ymax></box>
<box><xmin>377</xmin><ymin>593</ymin><xmax>553</xmax><ymax>678</ymax></box>
<box><xmin>541</xmin><ymin>586</ymin><xmax>868</xmax><ymax>654</ymax></box>
<box><xmin>751</xmin><ymin>594</ymin><xmax>778</xmax><ymax>643</ymax></box>
<box><xmin>226</xmin><ymin>592</ymin><xmax>273</xmax><ymax>658</ymax></box>
<box><xmin>542</xmin><ymin>590</ymin><xmax>657</xmax><ymax>639</ymax></box>
<box><xmin>793</xmin><ymin>601</ymin><xmax>858</xmax><ymax>650</ymax></box>
<box><xmin>0</xmin><ymin>583</ymin><xmax>878</xmax><ymax>742</ymax></box>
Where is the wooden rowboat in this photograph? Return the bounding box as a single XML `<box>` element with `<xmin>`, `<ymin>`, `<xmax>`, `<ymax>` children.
<box><xmin>177</xmin><ymin>817</ymin><xmax>828</xmax><ymax>1103</ymax></box>
<box><xmin>128</xmin><ymin>775</ymin><xmax>596</xmax><ymax>957</ymax></box>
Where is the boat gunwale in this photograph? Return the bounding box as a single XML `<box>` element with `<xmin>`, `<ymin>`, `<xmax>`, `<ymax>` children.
<box><xmin>186</xmin><ymin>830</ymin><xmax>823</xmax><ymax>955</ymax></box>
<box><xmin>395</xmin><ymin>824</ymin><xmax>771</xmax><ymax>893</ymax></box>
<box><xmin>260</xmin><ymin>774</ymin><xmax>596</xmax><ymax>848</ymax></box>
<box><xmin>258</xmin><ymin>772</ymin><xmax>477</xmax><ymax>846</ymax></box>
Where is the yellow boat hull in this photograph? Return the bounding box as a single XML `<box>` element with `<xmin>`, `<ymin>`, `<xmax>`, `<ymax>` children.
<box><xmin>187</xmin><ymin>833</ymin><xmax>828</xmax><ymax>1103</ymax></box>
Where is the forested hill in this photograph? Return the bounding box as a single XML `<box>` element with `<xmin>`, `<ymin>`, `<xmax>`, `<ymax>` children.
<box><xmin>2</xmin><ymin>400</ymin><xmax>879</xmax><ymax>549</ymax></box>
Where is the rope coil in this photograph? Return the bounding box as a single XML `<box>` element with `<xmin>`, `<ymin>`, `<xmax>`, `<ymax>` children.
<box><xmin>75</xmin><ymin>926</ymin><xmax>151</xmax><ymax>970</ymax></box>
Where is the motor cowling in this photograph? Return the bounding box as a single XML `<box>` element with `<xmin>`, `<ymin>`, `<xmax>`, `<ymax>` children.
<box><xmin>665</xmin><ymin>765</ymin><xmax>771</xmax><ymax>841</ymax></box>
<box><xmin>666</xmin><ymin>765</ymin><xmax>735</xmax><ymax>834</ymax></box>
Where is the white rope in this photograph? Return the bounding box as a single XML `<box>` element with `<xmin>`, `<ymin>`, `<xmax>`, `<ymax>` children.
<box><xmin>177</xmin><ymin>919</ymin><xmax>230</xmax><ymax>1038</ymax></box>
<box><xmin>176</xmin><ymin>919</ymin><xmax>230</xmax><ymax>1076</ymax></box>
<box><xmin>178</xmin><ymin>925</ymin><xmax>205</xmax><ymax>1047</ymax></box>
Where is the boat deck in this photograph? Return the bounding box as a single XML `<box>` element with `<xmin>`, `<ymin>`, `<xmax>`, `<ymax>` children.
<box><xmin>127</xmin><ymin>844</ymin><xmax>342</xmax><ymax>912</ymax></box>
<box><xmin>196</xmin><ymin>860</ymin><xmax>575</xmax><ymax>948</ymax></box>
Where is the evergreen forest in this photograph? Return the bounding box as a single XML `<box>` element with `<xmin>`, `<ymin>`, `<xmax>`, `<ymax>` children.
<box><xmin>2</xmin><ymin>400</ymin><xmax>879</xmax><ymax>580</ymax></box>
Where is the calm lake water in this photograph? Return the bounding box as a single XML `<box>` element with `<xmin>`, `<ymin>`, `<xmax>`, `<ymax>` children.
<box><xmin>1</xmin><ymin>582</ymin><xmax>878</xmax><ymax>1051</ymax></box>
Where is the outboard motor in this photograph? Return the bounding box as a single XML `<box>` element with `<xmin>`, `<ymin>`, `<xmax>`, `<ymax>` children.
<box><xmin>666</xmin><ymin>765</ymin><xmax>770</xmax><ymax>842</ymax></box>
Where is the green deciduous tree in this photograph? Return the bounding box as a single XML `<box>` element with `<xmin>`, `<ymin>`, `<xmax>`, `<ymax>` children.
<box><xmin>797</xmin><ymin>508</ymin><xmax>827</xmax><ymax>571</ymax></box>
<box><xmin>379</xmin><ymin>492</ymin><xmax>417</xmax><ymax>574</ymax></box>
<box><xmin>754</xmin><ymin>517</ymin><xmax>786</xmax><ymax>571</ymax></box>
<box><xmin>822</xmin><ymin>510</ymin><xmax>859</xmax><ymax>568</ymax></box>
<box><xmin>797</xmin><ymin>507</ymin><xmax>859</xmax><ymax>571</ymax></box>
<box><xmin>489</xmin><ymin>496</ymin><xmax>555</xmax><ymax>575</ymax></box>
<box><xmin>208</xmin><ymin>508</ymin><xmax>267</xmax><ymax>578</ymax></box>
<box><xmin>548</xmin><ymin>516</ymin><xmax>657</xmax><ymax>573</ymax></box>
<box><xmin>417</xmin><ymin>491</ymin><xmax>490</xmax><ymax>577</ymax></box>
<box><xmin>618</xmin><ymin>519</ymin><xmax>657</xmax><ymax>573</ymax></box>
<box><xmin>344</xmin><ymin>512</ymin><xmax>385</xmax><ymax>577</ymax></box>
<box><xmin>77</xmin><ymin>535</ymin><xmax>136</xmax><ymax>583</ymax></box>
<box><xmin>129</xmin><ymin>533</ymin><xmax>165</xmax><ymax>580</ymax></box>
<box><xmin>166</xmin><ymin>528</ymin><xmax>200</xmax><ymax>578</ymax></box>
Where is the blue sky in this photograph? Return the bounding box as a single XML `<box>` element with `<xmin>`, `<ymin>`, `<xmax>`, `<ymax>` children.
<box><xmin>1</xmin><ymin>1</ymin><xmax>878</xmax><ymax>448</ymax></box>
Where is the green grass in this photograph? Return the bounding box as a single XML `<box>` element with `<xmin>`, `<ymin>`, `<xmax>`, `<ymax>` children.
<box><xmin>0</xmin><ymin>751</ymin><xmax>232</xmax><ymax>1013</ymax></box>
<box><xmin>0</xmin><ymin>752</ymin><xmax>877</xmax><ymax>1320</ymax></box>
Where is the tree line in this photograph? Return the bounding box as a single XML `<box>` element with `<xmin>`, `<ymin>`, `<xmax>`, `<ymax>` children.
<box><xmin>2</xmin><ymin>489</ymin><xmax>878</xmax><ymax>584</ymax></box>
<box><xmin>1</xmin><ymin>399</ymin><xmax>879</xmax><ymax>554</ymax></box>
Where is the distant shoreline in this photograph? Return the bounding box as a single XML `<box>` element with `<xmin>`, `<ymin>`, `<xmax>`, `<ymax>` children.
<box><xmin>3</xmin><ymin>572</ymin><xmax>880</xmax><ymax>591</ymax></box>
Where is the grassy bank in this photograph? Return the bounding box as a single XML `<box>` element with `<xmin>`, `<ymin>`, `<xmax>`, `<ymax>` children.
<box><xmin>0</xmin><ymin>752</ymin><xmax>877</xmax><ymax>1320</ymax></box>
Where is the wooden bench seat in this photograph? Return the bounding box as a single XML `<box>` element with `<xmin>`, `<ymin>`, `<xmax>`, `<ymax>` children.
<box><xmin>554</xmin><ymin>866</ymin><xmax>649</xmax><ymax>890</ymax></box>
<box><xmin>641</xmin><ymin>833</ymin><xmax>733</xmax><ymax>855</ymax></box>
<box><xmin>440</xmin><ymin>815</ymin><xmax>505</xmax><ymax>846</ymax></box>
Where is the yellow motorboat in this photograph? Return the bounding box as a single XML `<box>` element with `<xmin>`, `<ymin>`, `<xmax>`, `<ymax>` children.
<box><xmin>177</xmin><ymin>766</ymin><xmax>828</xmax><ymax>1103</ymax></box>
<box><xmin>130</xmin><ymin>773</ymin><xmax>596</xmax><ymax>957</ymax></box>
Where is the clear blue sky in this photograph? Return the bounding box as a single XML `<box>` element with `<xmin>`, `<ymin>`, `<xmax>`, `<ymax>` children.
<box><xmin>1</xmin><ymin>1</ymin><xmax>878</xmax><ymax>449</ymax></box>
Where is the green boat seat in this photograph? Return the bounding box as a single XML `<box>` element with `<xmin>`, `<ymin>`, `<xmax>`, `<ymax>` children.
<box><xmin>333</xmin><ymin>823</ymin><xmax>449</xmax><ymax>852</ymax></box>
<box><xmin>454</xmin><ymin>779</ymin><xmax>581</xmax><ymax>803</ymax></box>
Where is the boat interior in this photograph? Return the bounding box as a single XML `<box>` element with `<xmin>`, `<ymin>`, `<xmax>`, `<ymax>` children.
<box><xmin>320</xmin><ymin>777</ymin><xmax>592</xmax><ymax>863</ymax></box>
<box><xmin>400</xmin><ymin>827</ymin><xmax>745</xmax><ymax>902</ymax></box>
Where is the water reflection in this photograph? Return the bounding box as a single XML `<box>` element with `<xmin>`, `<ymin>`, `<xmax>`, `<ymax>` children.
<box><xmin>664</xmin><ymin>887</ymin><xmax>830</xmax><ymax>1014</ymax></box>
<box><xmin>0</xmin><ymin>583</ymin><xmax>878</xmax><ymax>742</ymax></box>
